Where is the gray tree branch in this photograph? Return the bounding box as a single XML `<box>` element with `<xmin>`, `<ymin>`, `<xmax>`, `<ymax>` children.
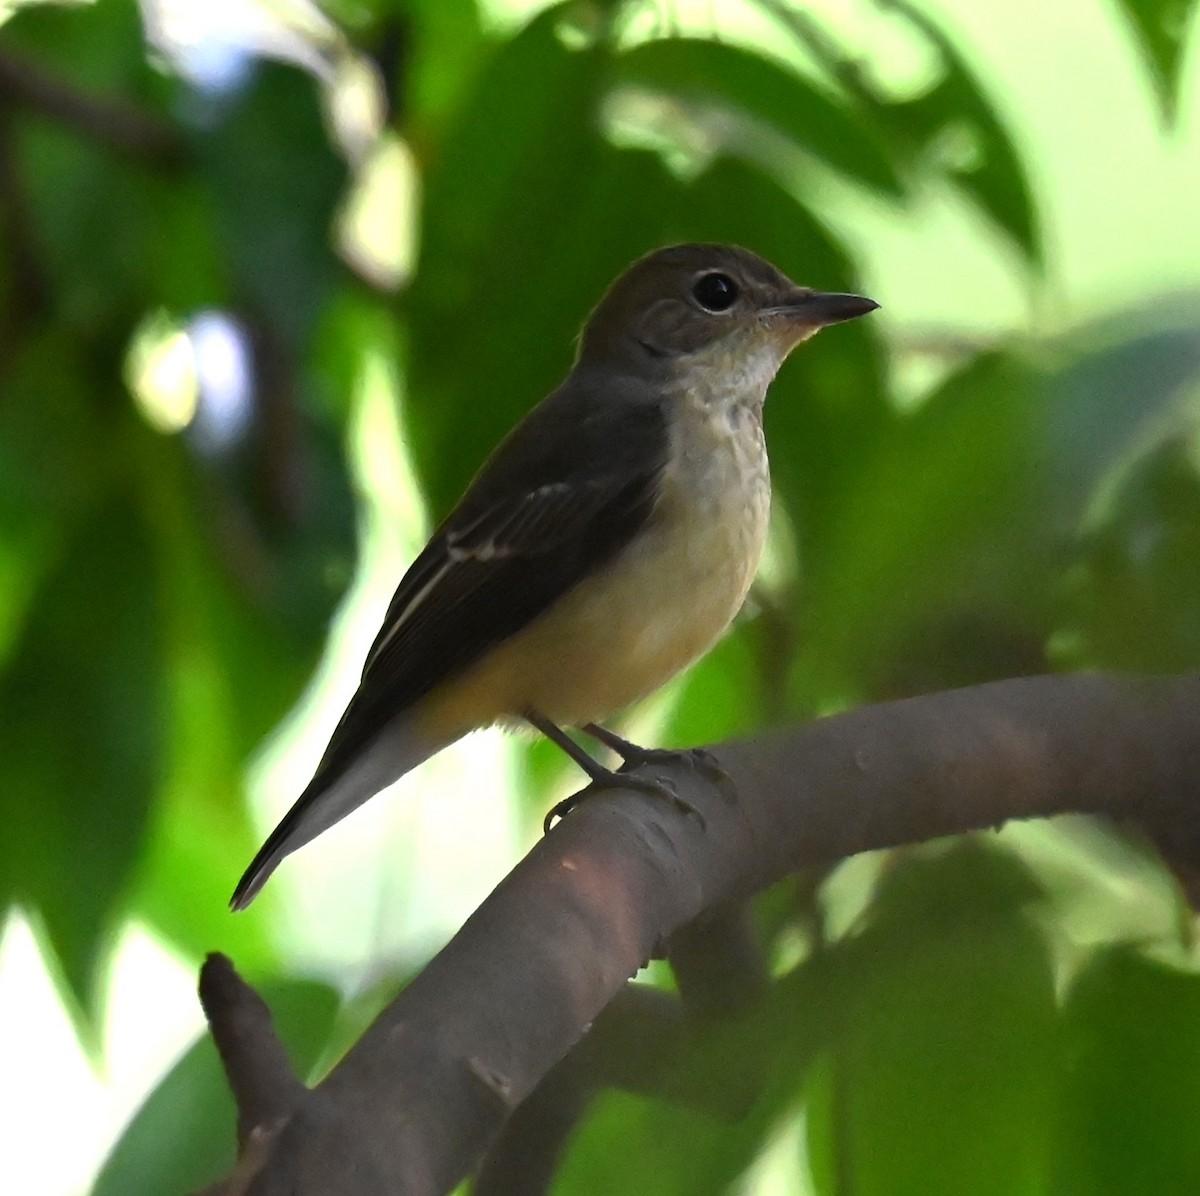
<box><xmin>198</xmin><ymin>670</ymin><xmax>1200</xmax><ymax>1195</ymax></box>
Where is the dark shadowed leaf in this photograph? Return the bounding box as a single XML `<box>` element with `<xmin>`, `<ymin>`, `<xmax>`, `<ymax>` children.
<box><xmin>0</xmin><ymin>332</ymin><xmax>108</xmax><ymax>564</ymax></box>
<box><xmin>405</xmin><ymin>3</ymin><xmax>615</xmax><ymax>518</ymax></box>
<box><xmin>612</xmin><ymin>38</ymin><xmax>904</xmax><ymax>197</ymax></box>
<box><xmin>878</xmin><ymin>0</ymin><xmax>1039</xmax><ymax>261</ymax></box>
<box><xmin>806</xmin><ymin>842</ymin><xmax>1057</xmax><ymax>1196</ymax></box>
<box><xmin>794</xmin><ymin>314</ymin><xmax>1200</xmax><ymax>707</ymax></box>
<box><xmin>0</xmin><ymin>0</ymin><xmax>159</xmax><ymax>96</ymax></box>
<box><xmin>0</xmin><ymin>0</ymin><xmax>189</xmax><ymax>332</ymax></box>
<box><xmin>1065</xmin><ymin>441</ymin><xmax>1200</xmax><ymax>673</ymax></box>
<box><xmin>554</xmin><ymin>950</ymin><xmax>850</xmax><ymax>1196</ymax></box>
<box><xmin>1053</xmin><ymin>314</ymin><xmax>1200</xmax><ymax>676</ymax></box>
<box><xmin>0</xmin><ymin>487</ymin><xmax>166</xmax><ymax>1021</ymax></box>
<box><xmin>194</xmin><ymin>61</ymin><xmax>349</xmax><ymax>353</ymax></box>
<box><xmin>794</xmin><ymin>352</ymin><xmax>1051</xmax><ymax>704</ymax></box>
<box><xmin>1054</xmin><ymin>947</ymin><xmax>1200</xmax><ymax>1192</ymax></box>
<box><xmin>761</xmin><ymin>0</ymin><xmax>1040</xmax><ymax>262</ymax></box>
<box><xmin>1113</xmin><ymin>0</ymin><xmax>1199</xmax><ymax>123</ymax></box>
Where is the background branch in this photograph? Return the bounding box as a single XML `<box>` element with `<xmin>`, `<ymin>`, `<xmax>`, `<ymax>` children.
<box><xmin>474</xmin><ymin>984</ymin><xmax>688</xmax><ymax>1195</ymax></box>
<box><xmin>0</xmin><ymin>47</ymin><xmax>184</xmax><ymax>164</ymax></box>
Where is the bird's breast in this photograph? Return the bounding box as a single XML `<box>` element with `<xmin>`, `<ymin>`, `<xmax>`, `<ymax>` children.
<box><xmin>521</xmin><ymin>395</ymin><xmax>769</xmax><ymax>721</ymax></box>
<box><xmin>417</xmin><ymin>393</ymin><xmax>771</xmax><ymax>736</ymax></box>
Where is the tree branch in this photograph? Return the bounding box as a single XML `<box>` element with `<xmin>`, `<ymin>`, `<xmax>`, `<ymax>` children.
<box><xmin>0</xmin><ymin>107</ymin><xmax>47</xmax><ymax>369</ymax></box>
<box><xmin>200</xmin><ymin>671</ymin><xmax>1200</xmax><ymax>1195</ymax></box>
<box><xmin>667</xmin><ymin>900</ymin><xmax>770</xmax><ymax>1019</ymax></box>
<box><xmin>198</xmin><ymin>954</ymin><xmax>309</xmax><ymax>1151</ymax></box>
<box><xmin>0</xmin><ymin>48</ymin><xmax>184</xmax><ymax>165</ymax></box>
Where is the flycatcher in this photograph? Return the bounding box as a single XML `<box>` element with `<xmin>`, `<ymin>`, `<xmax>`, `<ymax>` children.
<box><xmin>231</xmin><ymin>244</ymin><xmax>877</xmax><ymax>909</ymax></box>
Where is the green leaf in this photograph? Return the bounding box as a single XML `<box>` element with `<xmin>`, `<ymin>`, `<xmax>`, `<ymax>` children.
<box><xmin>806</xmin><ymin>842</ymin><xmax>1057</xmax><ymax>1196</ymax></box>
<box><xmin>877</xmin><ymin>0</ymin><xmax>1040</xmax><ymax>262</ymax></box>
<box><xmin>195</xmin><ymin>61</ymin><xmax>349</xmax><ymax>353</ymax></box>
<box><xmin>661</xmin><ymin>621</ymin><xmax>763</xmax><ymax>750</ymax></box>
<box><xmin>130</xmin><ymin>373</ymin><xmax>356</xmax><ymax>956</ymax></box>
<box><xmin>611</xmin><ymin>38</ymin><xmax>904</xmax><ymax>197</ymax></box>
<box><xmin>1040</xmin><ymin>316</ymin><xmax>1200</xmax><ymax>675</ymax></box>
<box><xmin>0</xmin><ymin>330</ymin><xmax>108</xmax><ymax>553</ymax></box>
<box><xmin>1064</xmin><ymin>441</ymin><xmax>1200</xmax><ymax>673</ymax></box>
<box><xmin>92</xmin><ymin>975</ymin><xmax>339</xmax><ymax>1196</ymax></box>
<box><xmin>0</xmin><ymin>0</ymin><xmax>156</xmax><ymax>94</ymax></box>
<box><xmin>406</xmin><ymin>3</ymin><xmax>614</xmax><ymax>517</ymax></box>
<box><xmin>794</xmin><ymin>352</ymin><xmax>1051</xmax><ymax>704</ymax></box>
<box><xmin>0</xmin><ymin>489</ymin><xmax>166</xmax><ymax>1021</ymax></box>
<box><xmin>1113</xmin><ymin>0</ymin><xmax>1199</xmax><ymax>124</ymax></box>
<box><xmin>761</xmin><ymin>0</ymin><xmax>1040</xmax><ymax>262</ymax></box>
<box><xmin>148</xmin><ymin>178</ymin><xmax>230</xmax><ymax>313</ymax></box>
<box><xmin>559</xmin><ymin>845</ymin><xmax>1053</xmax><ymax>1195</ymax></box>
<box><xmin>795</xmin><ymin>315</ymin><xmax>1200</xmax><ymax>706</ymax></box>
<box><xmin>556</xmin><ymin>953</ymin><xmax>849</xmax><ymax>1196</ymax></box>
<box><xmin>1054</xmin><ymin>947</ymin><xmax>1200</xmax><ymax>1192</ymax></box>
<box><xmin>1</xmin><ymin>0</ymin><xmax>188</xmax><ymax>333</ymax></box>
<box><xmin>401</xmin><ymin>0</ymin><xmax>489</xmax><ymax>132</ymax></box>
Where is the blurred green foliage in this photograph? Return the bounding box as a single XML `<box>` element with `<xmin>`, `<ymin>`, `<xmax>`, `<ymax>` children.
<box><xmin>0</xmin><ymin>0</ymin><xmax>1198</xmax><ymax>1191</ymax></box>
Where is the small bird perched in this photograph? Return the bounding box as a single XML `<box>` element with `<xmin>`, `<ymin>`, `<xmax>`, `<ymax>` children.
<box><xmin>231</xmin><ymin>244</ymin><xmax>877</xmax><ymax>909</ymax></box>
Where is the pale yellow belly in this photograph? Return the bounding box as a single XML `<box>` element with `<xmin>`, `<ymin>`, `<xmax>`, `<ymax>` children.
<box><xmin>418</xmin><ymin>404</ymin><xmax>770</xmax><ymax>736</ymax></box>
<box><xmin>498</xmin><ymin>503</ymin><xmax>762</xmax><ymax>724</ymax></box>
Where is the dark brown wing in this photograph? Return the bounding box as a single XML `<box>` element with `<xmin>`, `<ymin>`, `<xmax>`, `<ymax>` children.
<box><xmin>309</xmin><ymin>377</ymin><xmax>669</xmax><ymax>788</ymax></box>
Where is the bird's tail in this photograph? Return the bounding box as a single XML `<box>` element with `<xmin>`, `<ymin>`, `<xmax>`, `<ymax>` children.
<box><xmin>230</xmin><ymin>715</ymin><xmax>448</xmax><ymax>911</ymax></box>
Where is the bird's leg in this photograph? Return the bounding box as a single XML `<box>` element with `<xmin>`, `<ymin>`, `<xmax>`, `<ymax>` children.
<box><xmin>582</xmin><ymin>722</ymin><xmax>738</xmax><ymax>802</ymax></box>
<box><xmin>525</xmin><ymin>710</ymin><xmax>704</xmax><ymax>832</ymax></box>
<box><xmin>579</xmin><ymin>721</ymin><xmax>657</xmax><ymax>764</ymax></box>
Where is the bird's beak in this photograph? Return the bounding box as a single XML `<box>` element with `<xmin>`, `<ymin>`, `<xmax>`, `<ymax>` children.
<box><xmin>770</xmin><ymin>290</ymin><xmax>880</xmax><ymax>327</ymax></box>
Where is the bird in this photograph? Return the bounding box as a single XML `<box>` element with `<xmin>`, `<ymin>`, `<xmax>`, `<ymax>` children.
<box><xmin>231</xmin><ymin>244</ymin><xmax>878</xmax><ymax>909</ymax></box>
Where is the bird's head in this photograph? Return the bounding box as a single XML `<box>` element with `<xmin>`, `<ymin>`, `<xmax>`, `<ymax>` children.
<box><xmin>577</xmin><ymin>244</ymin><xmax>878</xmax><ymax>381</ymax></box>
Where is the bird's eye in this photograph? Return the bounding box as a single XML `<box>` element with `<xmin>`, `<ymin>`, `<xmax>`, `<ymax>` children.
<box><xmin>692</xmin><ymin>272</ymin><xmax>739</xmax><ymax>312</ymax></box>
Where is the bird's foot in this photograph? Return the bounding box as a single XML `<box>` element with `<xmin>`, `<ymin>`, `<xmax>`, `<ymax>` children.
<box><xmin>583</xmin><ymin>724</ymin><xmax>739</xmax><ymax>804</ymax></box>
<box><xmin>543</xmin><ymin>763</ymin><xmax>705</xmax><ymax>833</ymax></box>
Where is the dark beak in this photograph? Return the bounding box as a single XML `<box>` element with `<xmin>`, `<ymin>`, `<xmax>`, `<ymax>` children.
<box><xmin>774</xmin><ymin>290</ymin><xmax>879</xmax><ymax>326</ymax></box>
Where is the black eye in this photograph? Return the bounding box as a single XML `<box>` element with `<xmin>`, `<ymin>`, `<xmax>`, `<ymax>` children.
<box><xmin>692</xmin><ymin>272</ymin><xmax>739</xmax><ymax>312</ymax></box>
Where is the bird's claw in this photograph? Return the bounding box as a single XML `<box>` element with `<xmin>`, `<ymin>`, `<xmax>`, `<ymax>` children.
<box><xmin>542</xmin><ymin>766</ymin><xmax>707</xmax><ymax>832</ymax></box>
<box><xmin>617</xmin><ymin>771</ymin><xmax>706</xmax><ymax>829</ymax></box>
<box><xmin>617</xmin><ymin>746</ymin><xmax>737</xmax><ymax>807</ymax></box>
<box><xmin>543</xmin><ymin>792</ymin><xmax>581</xmax><ymax>834</ymax></box>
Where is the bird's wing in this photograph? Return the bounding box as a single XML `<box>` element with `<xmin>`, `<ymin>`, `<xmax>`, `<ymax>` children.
<box><xmin>309</xmin><ymin>385</ymin><xmax>669</xmax><ymax>788</ymax></box>
<box><xmin>361</xmin><ymin>476</ymin><xmax>645</xmax><ymax>678</ymax></box>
